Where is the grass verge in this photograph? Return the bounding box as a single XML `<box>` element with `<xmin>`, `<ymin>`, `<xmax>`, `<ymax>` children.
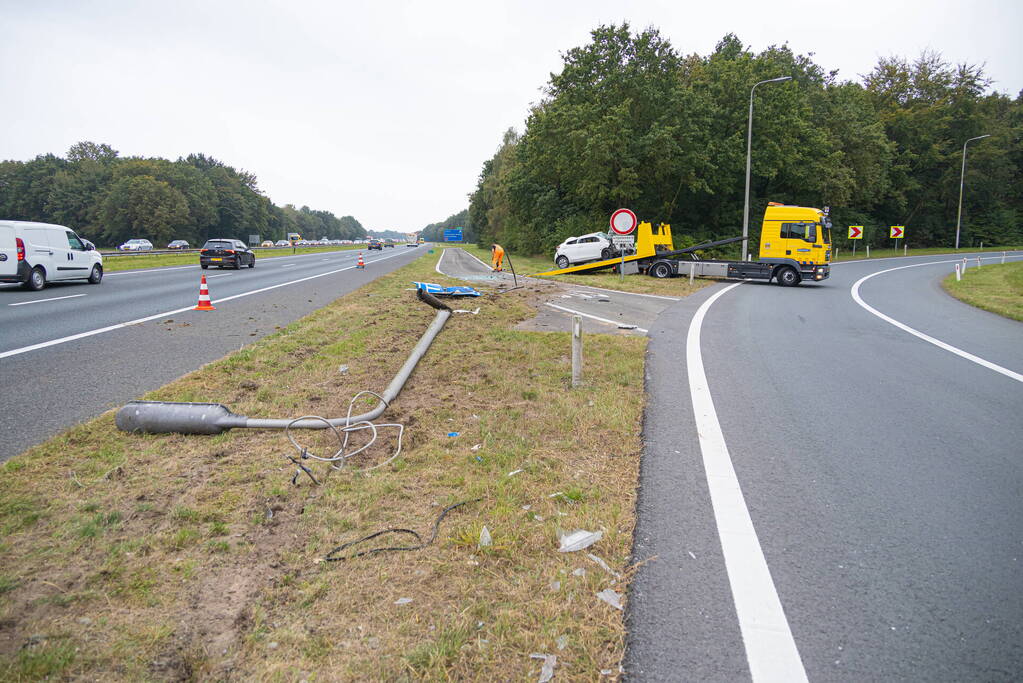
<box><xmin>100</xmin><ymin>245</ymin><xmax>368</xmax><ymax>273</ymax></box>
<box><xmin>941</xmin><ymin>260</ymin><xmax>1023</xmax><ymax>322</ymax></box>
<box><xmin>0</xmin><ymin>250</ymin><xmax>645</xmax><ymax>680</ymax></box>
<box><xmin>458</xmin><ymin>245</ymin><xmax>711</xmax><ymax>298</ymax></box>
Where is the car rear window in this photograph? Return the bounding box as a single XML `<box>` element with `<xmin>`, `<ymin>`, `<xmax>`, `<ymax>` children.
<box><xmin>203</xmin><ymin>240</ymin><xmax>233</xmax><ymax>249</ymax></box>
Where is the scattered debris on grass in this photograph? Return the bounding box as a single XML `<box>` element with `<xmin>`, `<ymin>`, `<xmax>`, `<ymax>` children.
<box><xmin>530</xmin><ymin>652</ymin><xmax>557</xmax><ymax>682</ymax></box>
<box><xmin>597</xmin><ymin>589</ymin><xmax>624</xmax><ymax>610</ymax></box>
<box><xmin>558</xmin><ymin>529</ymin><xmax>603</xmax><ymax>552</ymax></box>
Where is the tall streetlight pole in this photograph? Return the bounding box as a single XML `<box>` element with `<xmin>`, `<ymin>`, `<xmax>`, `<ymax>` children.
<box><xmin>955</xmin><ymin>134</ymin><xmax>990</xmax><ymax>250</ymax></box>
<box><xmin>743</xmin><ymin>76</ymin><xmax>791</xmax><ymax>261</ymax></box>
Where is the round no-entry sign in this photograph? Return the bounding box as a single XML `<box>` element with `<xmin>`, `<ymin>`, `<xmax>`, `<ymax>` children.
<box><xmin>610</xmin><ymin>208</ymin><xmax>638</xmax><ymax>235</ymax></box>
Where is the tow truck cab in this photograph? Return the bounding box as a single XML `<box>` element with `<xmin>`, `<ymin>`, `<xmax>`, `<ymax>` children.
<box><xmin>758</xmin><ymin>203</ymin><xmax>832</xmax><ymax>283</ymax></box>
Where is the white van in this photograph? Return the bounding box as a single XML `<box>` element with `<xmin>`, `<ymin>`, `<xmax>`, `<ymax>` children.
<box><xmin>0</xmin><ymin>220</ymin><xmax>104</xmax><ymax>290</ymax></box>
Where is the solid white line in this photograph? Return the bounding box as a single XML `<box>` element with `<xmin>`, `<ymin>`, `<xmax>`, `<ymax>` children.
<box><xmin>9</xmin><ymin>293</ymin><xmax>87</xmax><ymax>307</ymax></box>
<box><xmin>281</xmin><ymin>263</ymin><xmax>297</xmax><ymax>267</ymax></box>
<box><xmin>205</xmin><ymin>273</ymin><xmax>231</xmax><ymax>279</ymax></box>
<box><xmin>435</xmin><ymin>248</ymin><xmax>448</xmax><ymax>275</ymax></box>
<box><xmin>543</xmin><ymin>302</ymin><xmax>648</xmax><ymax>333</ymax></box>
<box><xmin>0</xmin><ymin>249</ymin><xmax>411</xmax><ymax>360</ymax></box>
<box><xmin>850</xmin><ymin>256</ymin><xmax>1023</xmax><ymax>383</ymax></box>
<box><xmin>687</xmin><ymin>281</ymin><xmax>808</xmax><ymax>683</ymax></box>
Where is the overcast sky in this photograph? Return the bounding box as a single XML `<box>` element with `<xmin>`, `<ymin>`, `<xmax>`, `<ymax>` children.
<box><xmin>2</xmin><ymin>0</ymin><xmax>1020</xmax><ymax>232</ymax></box>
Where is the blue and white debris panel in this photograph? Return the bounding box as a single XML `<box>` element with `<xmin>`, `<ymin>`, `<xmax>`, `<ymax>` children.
<box><xmin>413</xmin><ymin>282</ymin><xmax>481</xmax><ymax>297</ymax></box>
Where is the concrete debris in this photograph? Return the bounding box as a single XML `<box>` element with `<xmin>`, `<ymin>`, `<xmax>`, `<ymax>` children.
<box><xmin>394</xmin><ymin>597</ymin><xmax>413</xmax><ymax>605</ymax></box>
<box><xmin>572</xmin><ymin>567</ymin><xmax>586</xmax><ymax>576</ymax></box>
<box><xmin>596</xmin><ymin>588</ymin><xmax>623</xmax><ymax>610</ymax></box>
<box><xmin>479</xmin><ymin>526</ymin><xmax>492</xmax><ymax>548</ymax></box>
<box><xmin>507</xmin><ymin>469</ymin><xmax>523</xmax><ymax>477</ymax></box>
<box><xmin>530</xmin><ymin>653</ymin><xmax>557</xmax><ymax>683</ymax></box>
<box><xmin>556</xmin><ymin>634</ymin><xmax>569</xmax><ymax>650</ymax></box>
<box><xmin>558</xmin><ymin>529</ymin><xmax>603</xmax><ymax>552</ymax></box>
<box><xmin>587</xmin><ymin>553</ymin><xmax>622</xmax><ymax>578</ymax></box>
<box><xmin>338</xmin><ymin>364</ymin><xmax>349</xmax><ymax>374</ymax></box>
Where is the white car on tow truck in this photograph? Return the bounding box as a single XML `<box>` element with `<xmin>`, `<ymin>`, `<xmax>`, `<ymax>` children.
<box><xmin>553</xmin><ymin>232</ymin><xmax>620</xmax><ymax>270</ymax></box>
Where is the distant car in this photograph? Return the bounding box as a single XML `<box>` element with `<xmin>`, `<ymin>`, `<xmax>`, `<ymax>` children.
<box><xmin>260</xmin><ymin>240</ymin><xmax>274</xmax><ymax>247</ymax></box>
<box><xmin>406</xmin><ymin>242</ymin><xmax>418</xmax><ymax>247</ymax></box>
<box><xmin>553</xmin><ymin>232</ymin><xmax>617</xmax><ymax>269</ymax></box>
<box><xmin>368</xmin><ymin>240</ymin><xmax>383</xmax><ymax>251</ymax></box>
<box><xmin>200</xmin><ymin>238</ymin><xmax>255</xmax><ymax>270</ymax></box>
<box><xmin>118</xmin><ymin>238</ymin><xmax>153</xmax><ymax>251</ymax></box>
<box><xmin>275</xmin><ymin>239</ymin><xmax>290</xmax><ymax>246</ymax></box>
<box><xmin>166</xmin><ymin>239</ymin><xmax>190</xmax><ymax>250</ymax></box>
<box><xmin>383</xmin><ymin>241</ymin><xmax>395</xmax><ymax>248</ymax></box>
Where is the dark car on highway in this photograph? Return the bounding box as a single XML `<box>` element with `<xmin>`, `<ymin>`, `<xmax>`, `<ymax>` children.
<box><xmin>368</xmin><ymin>240</ymin><xmax>383</xmax><ymax>251</ymax></box>
<box><xmin>167</xmin><ymin>239</ymin><xmax>190</xmax><ymax>249</ymax></box>
<box><xmin>200</xmin><ymin>239</ymin><xmax>255</xmax><ymax>269</ymax></box>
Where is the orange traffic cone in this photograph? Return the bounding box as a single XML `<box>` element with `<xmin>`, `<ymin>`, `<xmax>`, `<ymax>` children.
<box><xmin>356</xmin><ymin>252</ymin><xmax>365</xmax><ymax>269</ymax></box>
<box><xmin>194</xmin><ymin>274</ymin><xmax>216</xmax><ymax>310</ymax></box>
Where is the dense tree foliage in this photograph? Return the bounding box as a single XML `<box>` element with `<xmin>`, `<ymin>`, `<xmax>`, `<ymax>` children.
<box><xmin>420</xmin><ymin>209</ymin><xmax>471</xmax><ymax>242</ymax></box>
<box><xmin>466</xmin><ymin>26</ymin><xmax>1021</xmax><ymax>255</ymax></box>
<box><xmin>0</xmin><ymin>147</ymin><xmax>367</xmax><ymax>246</ymax></box>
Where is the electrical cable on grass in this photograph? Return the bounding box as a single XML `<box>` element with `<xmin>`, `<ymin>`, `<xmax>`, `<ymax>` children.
<box><xmin>322</xmin><ymin>498</ymin><xmax>482</xmax><ymax>561</ymax></box>
<box><xmin>283</xmin><ymin>391</ymin><xmax>405</xmax><ymax>484</ymax></box>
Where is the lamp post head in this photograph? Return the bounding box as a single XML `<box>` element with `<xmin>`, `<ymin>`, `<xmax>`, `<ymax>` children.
<box><xmin>767</xmin><ymin>76</ymin><xmax>792</xmax><ymax>83</ymax></box>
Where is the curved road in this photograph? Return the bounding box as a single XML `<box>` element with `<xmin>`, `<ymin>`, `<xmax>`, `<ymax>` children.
<box><xmin>627</xmin><ymin>252</ymin><xmax>1023</xmax><ymax>680</ymax></box>
<box><xmin>0</xmin><ymin>246</ymin><xmax>426</xmax><ymax>461</ymax></box>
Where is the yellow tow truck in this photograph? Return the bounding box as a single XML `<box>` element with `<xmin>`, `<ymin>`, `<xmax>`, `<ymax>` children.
<box><xmin>533</xmin><ymin>203</ymin><xmax>832</xmax><ymax>286</ymax></box>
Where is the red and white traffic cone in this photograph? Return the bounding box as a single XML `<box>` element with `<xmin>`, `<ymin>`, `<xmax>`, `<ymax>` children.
<box><xmin>194</xmin><ymin>274</ymin><xmax>216</xmax><ymax>310</ymax></box>
<box><xmin>356</xmin><ymin>252</ymin><xmax>365</xmax><ymax>269</ymax></box>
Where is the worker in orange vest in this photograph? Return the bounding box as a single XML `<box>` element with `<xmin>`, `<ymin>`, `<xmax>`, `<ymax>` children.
<box><xmin>491</xmin><ymin>244</ymin><xmax>505</xmax><ymax>272</ymax></box>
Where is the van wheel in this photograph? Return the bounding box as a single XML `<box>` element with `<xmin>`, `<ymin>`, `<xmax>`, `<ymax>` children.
<box><xmin>776</xmin><ymin>266</ymin><xmax>800</xmax><ymax>287</ymax></box>
<box><xmin>556</xmin><ymin>256</ymin><xmax>569</xmax><ymax>269</ymax></box>
<box><xmin>24</xmin><ymin>267</ymin><xmax>45</xmax><ymax>291</ymax></box>
<box><xmin>88</xmin><ymin>265</ymin><xmax>103</xmax><ymax>284</ymax></box>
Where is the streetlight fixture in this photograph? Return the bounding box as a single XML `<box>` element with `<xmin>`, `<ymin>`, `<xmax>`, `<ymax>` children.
<box><xmin>955</xmin><ymin>134</ymin><xmax>991</xmax><ymax>250</ymax></box>
<box><xmin>742</xmin><ymin>76</ymin><xmax>791</xmax><ymax>261</ymax></box>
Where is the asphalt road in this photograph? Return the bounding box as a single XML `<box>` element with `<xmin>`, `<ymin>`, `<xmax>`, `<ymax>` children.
<box><xmin>627</xmin><ymin>251</ymin><xmax>1023</xmax><ymax>680</ymax></box>
<box><xmin>0</xmin><ymin>246</ymin><xmax>426</xmax><ymax>461</ymax></box>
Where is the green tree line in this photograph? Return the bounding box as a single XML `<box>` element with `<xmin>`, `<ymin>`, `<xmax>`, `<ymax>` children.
<box><xmin>465</xmin><ymin>26</ymin><xmax>1022</xmax><ymax>256</ymax></box>
<box><xmin>0</xmin><ymin>142</ymin><xmax>367</xmax><ymax>247</ymax></box>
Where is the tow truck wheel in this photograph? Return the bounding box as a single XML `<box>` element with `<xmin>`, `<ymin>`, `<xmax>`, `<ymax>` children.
<box><xmin>650</xmin><ymin>262</ymin><xmax>673</xmax><ymax>279</ymax></box>
<box><xmin>556</xmin><ymin>256</ymin><xmax>569</xmax><ymax>269</ymax></box>
<box><xmin>776</xmin><ymin>266</ymin><xmax>800</xmax><ymax>287</ymax></box>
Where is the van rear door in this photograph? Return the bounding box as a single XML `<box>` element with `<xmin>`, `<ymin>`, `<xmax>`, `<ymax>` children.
<box><xmin>23</xmin><ymin>227</ymin><xmax>60</xmax><ymax>282</ymax></box>
<box><xmin>0</xmin><ymin>225</ymin><xmax>17</xmax><ymax>279</ymax></box>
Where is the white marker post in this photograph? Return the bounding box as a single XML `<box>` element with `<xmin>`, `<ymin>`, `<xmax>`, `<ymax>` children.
<box><xmin>571</xmin><ymin>316</ymin><xmax>583</xmax><ymax>388</ymax></box>
<box><xmin>962</xmin><ymin>257</ymin><xmax>968</xmax><ymax>272</ymax></box>
<box><xmin>955</xmin><ymin>263</ymin><xmax>961</xmax><ymax>281</ymax></box>
<box><xmin>689</xmin><ymin>262</ymin><xmax>695</xmax><ymax>286</ymax></box>
<box><xmin>904</xmin><ymin>244</ymin><xmax>907</xmax><ymax>256</ymax></box>
<box><xmin>977</xmin><ymin>255</ymin><xmax>982</xmax><ymax>269</ymax></box>
<box><xmin>1002</xmin><ymin>251</ymin><xmax>1006</xmax><ymax>264</ymax></box>
<box><xmin>866</xmin><ymin>245</ymin><xmax>870</xmax><ymax>258</ymax></box>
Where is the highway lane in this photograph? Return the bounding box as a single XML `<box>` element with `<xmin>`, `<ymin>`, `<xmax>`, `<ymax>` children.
<box><xmin>0</xmin><ymin>246</ymin><xmax>427</xmax><ymax>461</ymax></box>
<box><xmin>628</xmin><ymin>251</ymin><xmax>1023</xmax><ymax>680</ymax></box>
<box><xmin>0</xmin><ymin>247</ymin><xmax>413</xmax><ymax>354</ymax></box>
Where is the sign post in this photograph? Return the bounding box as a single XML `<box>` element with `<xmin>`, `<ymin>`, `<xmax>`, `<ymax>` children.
<box><xmin>610</xmin><ymin>209</ymin><xmax>638</xmax><ymax>282</ymax></box>
<box><xmin>848</xmin><ymin>225</ymin><xmax>863</xmax><ymax>258</ymax></box>
<box><xmin>890</xmin><ymin>225</ymin><xmax>904</xmax><ymax>256</ymax></box>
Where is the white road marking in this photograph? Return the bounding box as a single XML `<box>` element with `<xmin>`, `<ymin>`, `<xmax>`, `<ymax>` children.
<box><xmin>687</xmin><ymin>281</ymin><xmax>808</xmax><ymax>683</ymax></box>
<box><xmin>9</xmin><ymin>293</ymin><xmax>87</xmax><ymax>307</ymax></box>
<box><xmin>435</xmin><ymin>248</ymin><xmax>448</xmax><ymax>274</ymax></box>
<box><xmin>851</xmin><ymin>256</ymin><xmax>1023</xmax><ymax>383</ymax></box>
<box><xmin>281</xmin><ymin>263</ymin><xmax>297</xmax><ymax>267</ymax></box>
<box><xmin>543</xmin><ymin>303</ymin><xmax>648</xmax><ymax>333</ymax></box>
<box><xmin>0</xmin><ymin>249</ymin><xmax>411</xmax><ymax>360</ymax></box>
<box><xmin>205</xmin><ymin>273</ymin><xmax>231</xmax><ymax>279</ymax></box>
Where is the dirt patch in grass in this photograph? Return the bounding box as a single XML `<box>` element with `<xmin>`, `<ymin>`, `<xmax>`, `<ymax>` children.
<box><xmin>942</xmin><ymin>260</ymin><xmax>1023</xmax><ymax>322</ymax></box>
<box><xmin>0</xmin><ymin>251</ymin><xmax>646</xmax><ymax>680</ymax></box>
<box><xmin>459</xmin><ymin>245</ymin><xmax>713</xmax><ymax>298</ymax></box>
